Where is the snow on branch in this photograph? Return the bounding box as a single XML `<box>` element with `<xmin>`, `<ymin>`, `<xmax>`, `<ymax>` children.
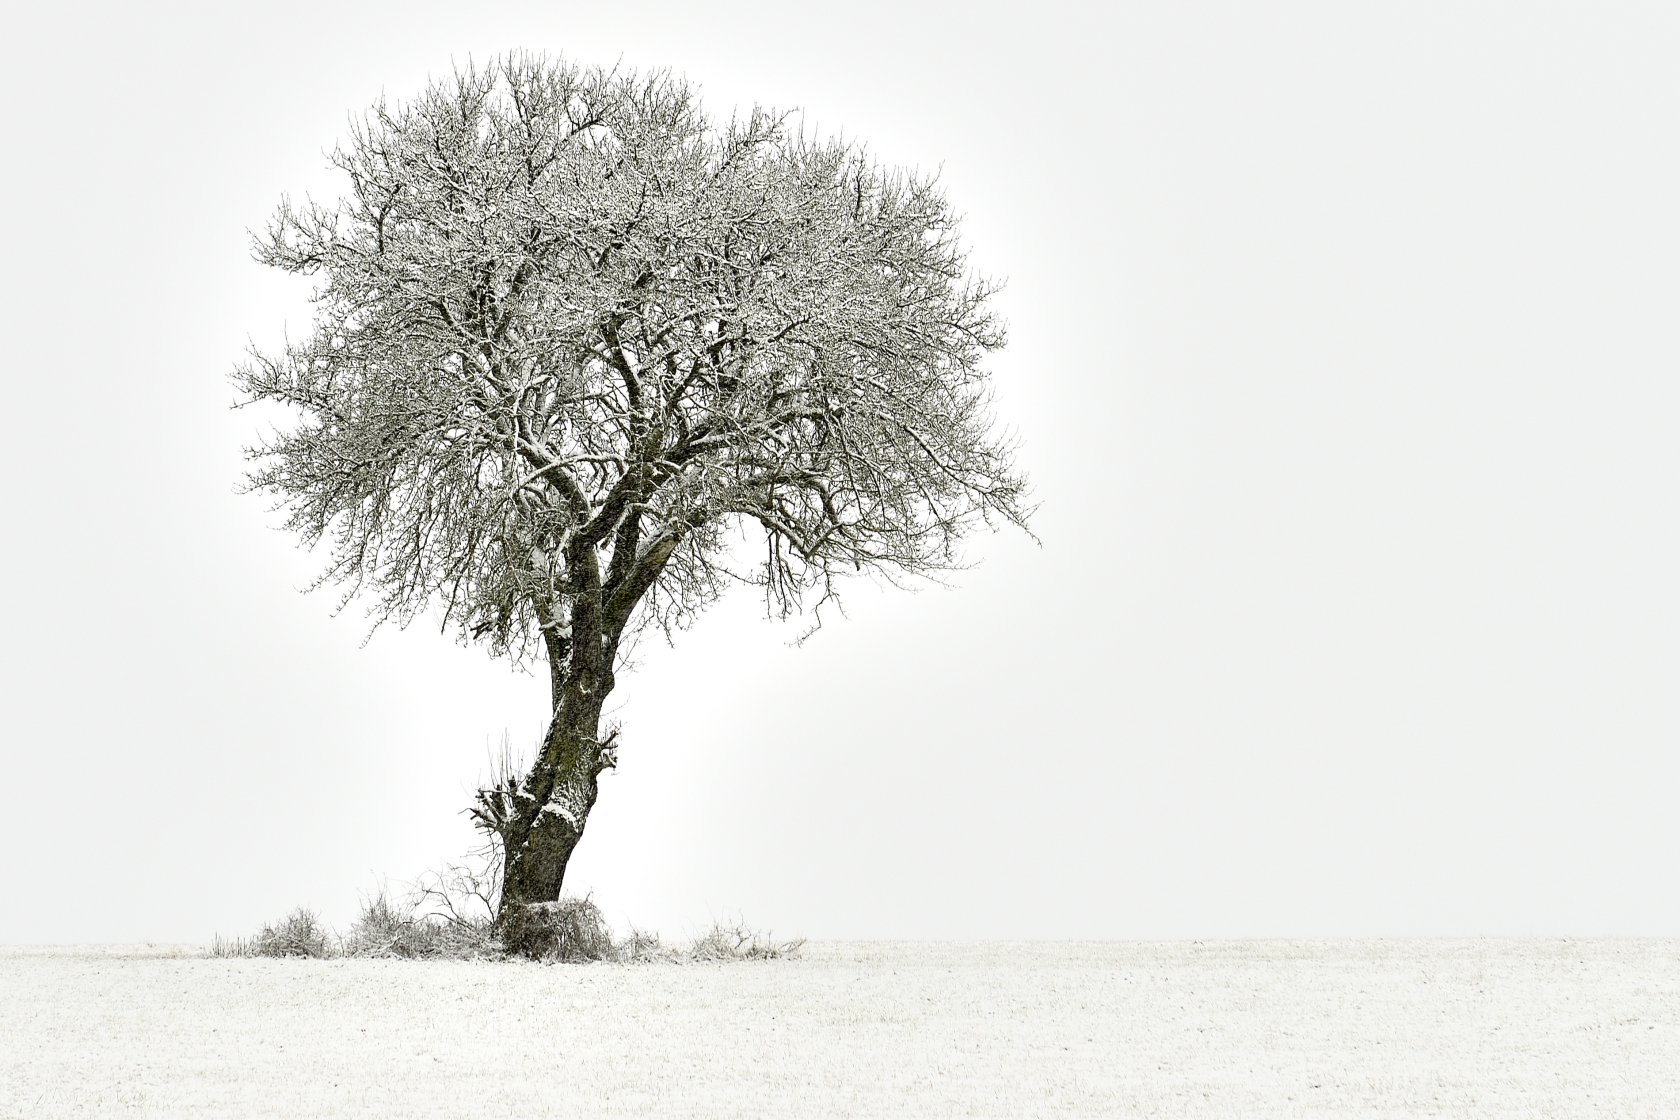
<box><xmin>235</xmin><ymin>52</ymin><xmax>1031</xmax><ymax>669</ymax></box>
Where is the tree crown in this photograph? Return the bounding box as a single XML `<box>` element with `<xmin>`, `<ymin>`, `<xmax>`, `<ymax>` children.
<box><xmin>237</xmin><ymin>54</ymin><xmax>1030</xmax><ymax>667</ymax></box>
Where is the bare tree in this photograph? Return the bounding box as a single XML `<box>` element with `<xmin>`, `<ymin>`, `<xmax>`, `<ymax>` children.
<box><xmin>235</xmin><ymin>54</ymin><xmax>1030</xmax><ymax>941</ymax></box>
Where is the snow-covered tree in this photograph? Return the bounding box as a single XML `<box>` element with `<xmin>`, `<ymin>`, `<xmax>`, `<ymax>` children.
<box><xmin>235</xmin><ymin>54</ymin><xmax>1029</xmax><ymax>941</ymax></box>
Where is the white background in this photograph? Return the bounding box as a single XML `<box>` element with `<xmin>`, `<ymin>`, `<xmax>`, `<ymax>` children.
<box><xmin>1</xmin><ymin>1</ymin><xmax>1676</xmax><ymax>944</ymax></box>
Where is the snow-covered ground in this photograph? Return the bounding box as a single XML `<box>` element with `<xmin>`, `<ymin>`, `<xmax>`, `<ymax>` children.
<box><xmin>3</xmin><ymin>939</ymin><xmax>1676</xmax><ymax>1118</ymax></box>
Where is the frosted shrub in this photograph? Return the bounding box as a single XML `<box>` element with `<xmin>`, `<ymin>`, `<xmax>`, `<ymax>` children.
<box><xmin>687</xmin><ymin>922</ymin><xmax>805</xmax><ymax>962</ymax></box>
<box><xmin>343</xmin><ymin>892</ymin><xmax>499</xmax><ymax>960</ymax></box>
<box><xmin>501</xmin><ymin>897</ymin><xmax>616</xmax><ymax>962</ymax></box>
<box><xmin>212</xmin><ymin>907</ymin><xmax>332</xmax><ymax>958</ymax></box>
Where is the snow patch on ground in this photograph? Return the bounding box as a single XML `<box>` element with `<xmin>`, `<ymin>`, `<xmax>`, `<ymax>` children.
<box><xmin>2</xmin><ymin>939</ymin><xmax>1677</xmax><ymax>1118</ymax></box>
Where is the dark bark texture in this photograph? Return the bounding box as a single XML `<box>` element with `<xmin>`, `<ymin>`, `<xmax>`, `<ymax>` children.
<box><xmin>479</xmin><ymin>542</ymin><xmax>662</xmax><ymax>927</ymax></box>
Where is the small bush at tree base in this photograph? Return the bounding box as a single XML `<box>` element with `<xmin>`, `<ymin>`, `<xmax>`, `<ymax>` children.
<box><xmin>500</xmin><ymin>898</ymin><xmax>617</xmax><ymax>962</ymax></box>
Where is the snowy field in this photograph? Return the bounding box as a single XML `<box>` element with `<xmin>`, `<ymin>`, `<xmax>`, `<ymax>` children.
<box><xmin>3</xmin><ymin>939</ymin><xmax>1677</xmax><ymax>1118</ymax></box>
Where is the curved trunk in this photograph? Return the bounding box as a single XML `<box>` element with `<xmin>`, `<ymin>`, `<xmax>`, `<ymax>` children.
<box><xmin>496</xmin><ymin>704</ymin><xmax>612</xmax><ymax>922</ymax></box>
<box><xmin>494</xmin><ymin>606</ymin><xmax>620</xmax><ymax>938</ymax></box>
<box><xmin>491</xmin><ymin>521</ymin><xmax>671</xmax><ymax>951</ymax></box>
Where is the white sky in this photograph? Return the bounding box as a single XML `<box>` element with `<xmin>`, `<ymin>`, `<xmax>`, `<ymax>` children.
<box><xmin>2</xmin><ymin>1</ymin><xmax>1676</xmax><ymax>944</ymax></box>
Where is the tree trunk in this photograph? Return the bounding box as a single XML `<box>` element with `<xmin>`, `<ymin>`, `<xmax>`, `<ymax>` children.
<box><xmin>494</xmin><ymin>613</ymin><xmax>620</xmax><ymax>944</ymax></box>
<box><xmin>491</xmin><ymin>522</ymin><xmax>668</xmax><ymax>953</ymax></box>
<box><xmin>496</xmin><ymin>717</ymin><xmax>607</xmax><ymax>921</ymax></box>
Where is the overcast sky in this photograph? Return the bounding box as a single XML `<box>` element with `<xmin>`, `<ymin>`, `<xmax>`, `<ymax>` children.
<box><xmin>2</xmin><ymin>0</ymin><xmax>1676</xmax><ymax>944</ymax></box>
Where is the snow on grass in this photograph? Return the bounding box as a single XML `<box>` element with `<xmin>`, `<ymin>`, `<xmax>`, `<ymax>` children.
<box><xmin>3</xmin><ymin>939</ymin><xmax>1677</xmax><ymax>1118</ymax></box>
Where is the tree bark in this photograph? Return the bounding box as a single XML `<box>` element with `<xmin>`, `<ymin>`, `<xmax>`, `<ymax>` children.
<box><xmin>495</xmin><ymin>687</ymin><xmax>618</xmax><ymax>924</ymax></box>
<box><xmin>495</xmin><ymin>738</ymin><xmax>600</xmax><ymax>923</ymax></box>
<box><xmin>494</xmin><ymin>564</ymin><xmax>622</xmax><ymax>934</ymax></box>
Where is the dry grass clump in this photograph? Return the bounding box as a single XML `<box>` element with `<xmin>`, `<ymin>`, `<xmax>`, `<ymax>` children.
<box><xmin>494</xmin><ymin>899</ymin><xmax>804</xmax><ymax>963</ymax></box>
<box><xmin>212</xmin><ymin>890</ymin><xmax>801</xmax><ymax>964</ymax></box>
<box><xmin>616</xmin><ymin>926</ymin><xmax>670</xmax><ymax>962</ymax></box>
<box><xmin>211</xmin><ymin>907</ymin><xmax>332</xmax><ymax>959</ymax></box>
<box><xmin>686</xmin><ymin>921</ymin><xmax>805</xmax><ymax>961</ymax></box>
<box><xmin>607</xmin><ymin>920</ymin><xmax>804</xmax><ymax>963</ymax></box>
<box><xmin>212</xmin><ymin>895</ymin><xmax>497</xmax><ymax>960</ymax></box>
<box><xmin>341</xmin><ymin>893</ymin><xmax>499</xmax><ymax>960</ymax></box>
